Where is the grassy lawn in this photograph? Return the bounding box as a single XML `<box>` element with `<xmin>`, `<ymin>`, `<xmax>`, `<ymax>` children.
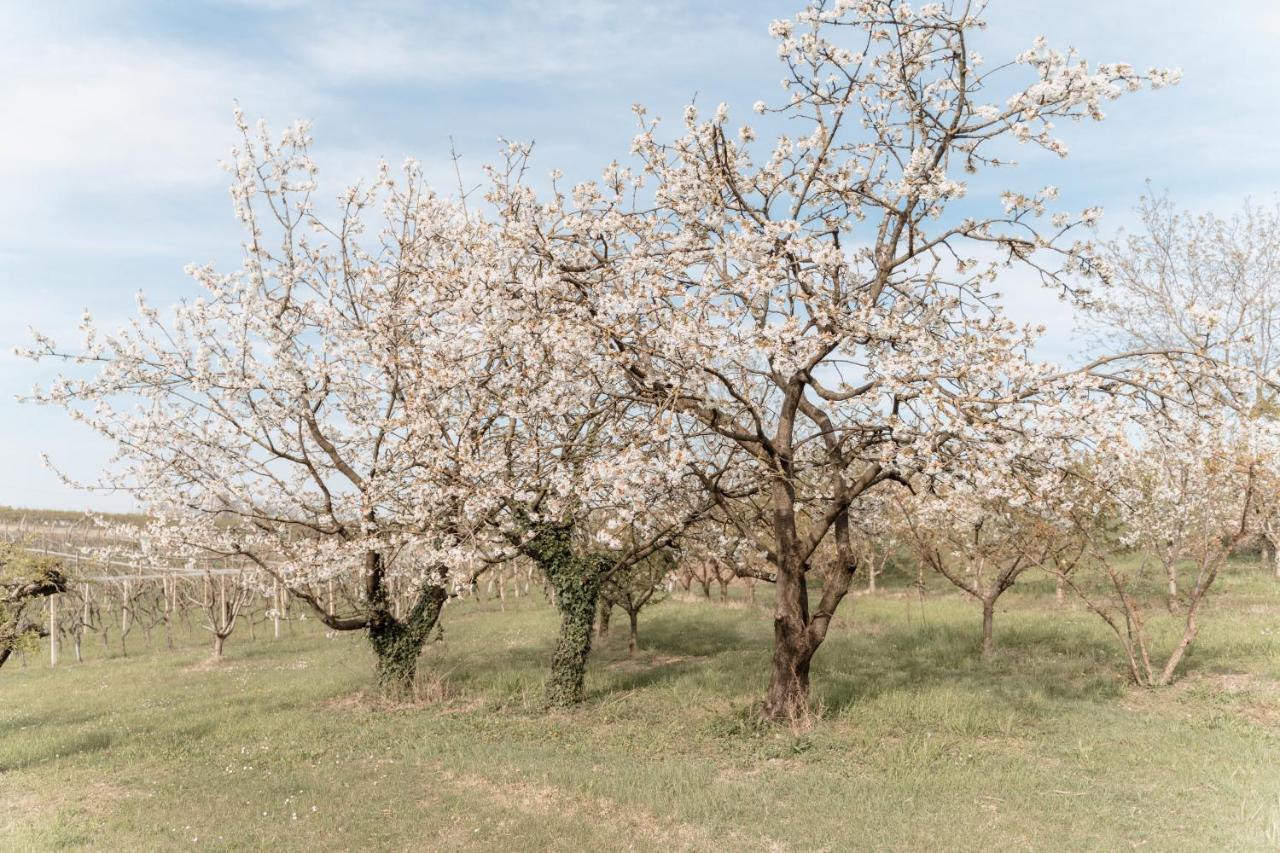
<box><xmin>3</xmin><ymin>565</ymin><xmax>1279</xmax><ymax>851</ymax></box>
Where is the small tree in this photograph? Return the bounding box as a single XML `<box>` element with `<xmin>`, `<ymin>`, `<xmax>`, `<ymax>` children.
<box><xmin>1094</xmin><ymin>193</ymin><xmax>1280</xmax><ymax>579</ymax></box>
<box><xmin>853</xmin><ymin>495</ymin><xmax>901</xmax><ymax>595</ymax></box>
<box><xmin>899</xmin><ymin>453</ymin><xmax>1069</xmax><ymax>658</ymax></box>
<box><xmin>1061</xmin><ymin>421</ymin><xmax>1260</xmax><ymax>686</ymax></box>
<box><xmin>183</xmin><ymin>570</ymin><xmax>255</xmax><ymax>660</ymax></box>
<box><xmin>601</xmin><ymin>548</ymin><xmax>675</xmax><ymax>656</ymax></box>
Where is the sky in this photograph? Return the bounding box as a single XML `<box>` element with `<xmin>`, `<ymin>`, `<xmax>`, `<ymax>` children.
<box><xmin>1</xmin><ymin>0</ymin><xmax>1278</xmax><ymax>512</ymax></box>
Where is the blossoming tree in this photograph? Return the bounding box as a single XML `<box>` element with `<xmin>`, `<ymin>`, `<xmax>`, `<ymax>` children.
<box><xmin>24</xmin><ymin>115</ymin><xmax>506</xmax><ymax>694</ymax></box>
<box><xmin>508</xmin><ymin>0</ymin><xmax>1183</xmax><ymax>718</ymax></box>
<box><xmin>1059</xmin><ymin>415</ymin><xmax>1266</xmax><ymax>686</ymax></box>
<box><xmin>1093</xmin><ymin>193</ymin><xmax>1280</xmax><ymax>579</ymax></box>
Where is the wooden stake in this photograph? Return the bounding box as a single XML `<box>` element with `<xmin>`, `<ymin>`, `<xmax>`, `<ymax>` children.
<box><xmin>49</xmin><ymin>593</ymin><xmax>59</xmax><ymax>667</ymax></box>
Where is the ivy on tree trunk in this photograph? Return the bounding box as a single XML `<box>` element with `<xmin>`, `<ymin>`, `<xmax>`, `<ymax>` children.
<box><xmin>522</xmin><ymin>522</ymin><xmax>608</xmax><ymax>707</ymax></box>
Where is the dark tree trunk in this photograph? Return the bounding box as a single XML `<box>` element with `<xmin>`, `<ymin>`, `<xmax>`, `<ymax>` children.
<box><xmin>212</xmin><ymin>632</ymin><xmax>225</xmax><ymax>660</ymax></box>
<box><xmin>627</xmin><ymin>610</ymin><xmax>639</xmax><ymax>657</ymax></box>
<box><xmin>761</xmin><ymin>562</ymin><xmax>816</xmax><ymax>722</ymax></box>
<box><xmin>762</xmin><ymin>633</ymin><xmax>814</xmax><ymax>722</ymax></box>
<box><xmin>368</xmin><ymin>572</ymin><xmax>448</xmax><ymax>699</ymax></box>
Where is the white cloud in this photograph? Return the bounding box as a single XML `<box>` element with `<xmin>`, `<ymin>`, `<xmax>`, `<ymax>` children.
<box><xmin>285</xmin><ymin>0</ymin><xmax>763</xmax><ymax>85</ymax></box>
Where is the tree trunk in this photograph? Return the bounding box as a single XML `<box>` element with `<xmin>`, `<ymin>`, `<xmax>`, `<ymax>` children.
<box><xmin>761</xmin><ymin>563</ymin><xmax>815</xmax><ymax>722</ymax></box>
<box><xmin>212</xmin><ymin>632</ymin><xmax>225</xmax><ymax>660</ymax></box>
<box><xmin>1267</xmin><ymin>537</ymin><xmax>1280</xmax><ymax>579</ymax></box>
<box><xmin>120</xmin><ymin>581</ymin><xmax>131</xmax><ymax>657</ymax></box>
<box><xmin>1157</xmin><ymin>621</ymin><xmax>1198</xmax><ymax>687</ymax></box>
<box><xmin>595</xmin><ymin>598</ymin><xmax>611</xmax><ymax>639</ymax></box>
<box><xmin>546</xmin><ymin>569</ymin><xmax>600</xmax><ymax>706</ymax></box>
<box><xmin>762</xmin><ymin>631</ymin><xmax>813</xmax><ymax>722</ymax></box>
<box><xmin>368</xmin><ymin>574</ymin><xmax>448</xmax><ymax>699</ymax></box>
<box><xmin>1165</xmin><ymin>565</ymin><xmax>1180</xmax><ymax>613</ymax></box>
<box><xmin>272</xmin><ymin>580</ymin><xmax>281</xmax><ymax>640</ymax></box>
<box><xmin>980</xmin><ymin>599</ymin><xmax>995</xmax><ymax>658</ymax></box>
<box><xmin>164</xmin><ymin>578</ymin><xmax>175</xmax><ymax>650</ymax></box>
<box><xmin>1055</xmin><ymin>573</ymin><xmax>1066</xmax><ymax>609</ymax></box>
<box><xmin>867</xmin><ymin>562</ymin><xmax>877</xmax><ymax>594</ymax></box>
<box><xmin>80</xmin><ymin>584</ymin><xmax>90</xmax><ymax>662</ymax></box>
<box><xmin>627</xmin><ymin>610</ymin><xmax>639</xmax><ymax>657</ymax></box>
<box><xmin>524</xmin><ymin>524</ymin><xmax>603</xmax><ymax>708</ymax></box>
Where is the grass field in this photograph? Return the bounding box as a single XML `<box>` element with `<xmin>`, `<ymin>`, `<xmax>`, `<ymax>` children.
<box><xmin>3</xmin><ymin>564</ymin><xmax>1279</xmax><ymax>851</ymax></box>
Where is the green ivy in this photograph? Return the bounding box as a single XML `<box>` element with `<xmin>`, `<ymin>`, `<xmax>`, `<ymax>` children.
<box><xmin>524</xmin><ymin>523</ymin><xmax>608</xmax><ymax>707</ymax></box>
<box><xmin>368</xmin><ymin>575</ymin><xmax>447</xmax><ymax>698</ymax></box>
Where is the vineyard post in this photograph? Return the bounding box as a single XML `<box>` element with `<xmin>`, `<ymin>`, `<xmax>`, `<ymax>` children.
<box><xmin>48</xmin><ymin>593</ymin><xmax>59</xmax><ymax>666</ymax></box>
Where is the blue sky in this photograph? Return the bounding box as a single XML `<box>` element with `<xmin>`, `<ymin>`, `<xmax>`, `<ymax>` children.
<box><xmin>2</xmin><ymin>0</ymin><xmax>1278</xmax><ymax>511</ymax></box>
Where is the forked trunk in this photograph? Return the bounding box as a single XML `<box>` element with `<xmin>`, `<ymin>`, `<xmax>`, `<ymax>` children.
<box><xmin>371</xmin><ymin>631</ymin><xmax>419</xmax><ymax>696</ymax></box>
<box><xmin>368</xmin><ymin>578</ymin><xmax>447</xmax><ymax>699</ymax></box>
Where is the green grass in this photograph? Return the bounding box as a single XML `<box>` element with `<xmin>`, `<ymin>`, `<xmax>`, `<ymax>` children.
<box><xmin>3</xmin><ymin>564</ymin><xmax>1279</xmax><ymax>851</ymax></box>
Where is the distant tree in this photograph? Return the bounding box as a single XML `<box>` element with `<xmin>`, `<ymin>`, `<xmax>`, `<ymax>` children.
<box><xmin>182</xmin><ymin>570</ymin><xmax>255</xmax><ymax>661</ymax></box>
<box><xmin>1093</xmin><ymin>193</ymin><xmax>1280</xmax><ymax>579</ymax></box>
<box><xmin>1061</xmin><ymin>416</ymin><xmax>1263</xmax><ymax>686</ymax></box>
<box><xmin>0</xmin><ymin>544</ymin><xmax>66</xmax><ymax>671</ymax></box>
<box><xmin>898</xmin><ymin>435</ymin><xmax>1077</xmax><ymax>658</ymax></box>
<box><xmin>601</xmin><ymin>548</ymin><xmax>676</xmax><ymax>656</ymax></box>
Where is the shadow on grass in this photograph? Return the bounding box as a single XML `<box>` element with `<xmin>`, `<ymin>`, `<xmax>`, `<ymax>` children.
<box><xmin>0</xmin><ymin>730</ymin><xmax>114</xmax><ymax>772</ymax></box>
<box><xmin>600</xmin><ymin>598</ymin><xmax>1137</xmax><ymax>722</ymax></box>
<box><xmin>816</xmin><ymin>615</ymin><xmax>1128</xmax><ymax>719</ymax></box>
